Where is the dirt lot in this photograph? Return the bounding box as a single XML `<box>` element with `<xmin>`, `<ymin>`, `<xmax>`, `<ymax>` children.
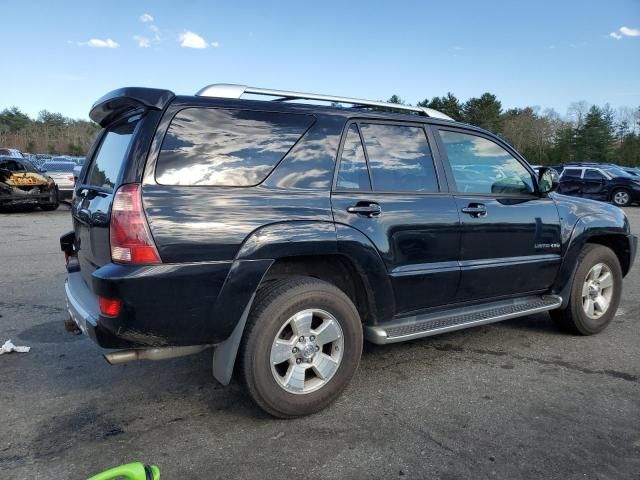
<box><xmin>1</xmin><ymin>205</ymin><xmax>639</xmax><ymax>480</ymax></box>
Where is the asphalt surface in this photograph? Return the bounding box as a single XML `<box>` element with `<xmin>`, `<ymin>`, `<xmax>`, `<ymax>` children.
<box><xmin>1</xmin><ymin>204</ymin><xmax>639</xmax><ymax>480</ymax></box>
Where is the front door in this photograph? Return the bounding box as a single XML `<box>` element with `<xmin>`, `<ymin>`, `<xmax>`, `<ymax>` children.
<box><xmin>331</xmin><ymin>121</ymin><xmax>460</xmax><ymax>316</ymax></box>
<box><xmin>582</xmin><ymin>168</ymin><xmax>608</xmax><ymax>201</ymax></box>
<box><xmin>434</xmin><ymin>128</ymin><xmax>562</xmax><ymax>303</ymax></box>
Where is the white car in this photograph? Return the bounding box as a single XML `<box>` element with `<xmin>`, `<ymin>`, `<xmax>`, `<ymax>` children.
<box><xmin>42</xmin><ymin>160</ymin><xmax>76</xmax><ymax>200</ymax></box>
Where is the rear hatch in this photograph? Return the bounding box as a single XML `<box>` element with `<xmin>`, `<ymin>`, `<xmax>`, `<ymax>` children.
<box><xmin>73</xmin><ymin>116</ymin><xmax>141</xmax><ymax>286</ymax></box>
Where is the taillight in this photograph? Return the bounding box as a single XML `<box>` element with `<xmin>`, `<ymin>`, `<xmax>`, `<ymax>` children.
<box><xmin>99</xmin><ymin>297</ymin><xmax>122</xmax><ymax>317</ymax></box>
<box><xmin>110</xmin><ymin>183</ymin><xmax>161</xmax><ymax>264</ymax></box>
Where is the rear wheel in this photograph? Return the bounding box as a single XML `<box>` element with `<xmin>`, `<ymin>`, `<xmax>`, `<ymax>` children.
<box><xmin>550</xmin><ymin>244</ymin><xmax>622</xmax><ymax>335</ymax></box>
<box><xmin>239</xmin><ymin>276</ymin><xmax>363</xmax><ymax>418</ymax></box>
<box><xmin>611</xmin><ymin>188</ymin><xmax>631</xmax><ymax>207</ymax></box>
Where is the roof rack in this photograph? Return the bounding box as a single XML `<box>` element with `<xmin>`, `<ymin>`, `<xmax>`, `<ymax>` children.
<box><xmin>195</xmin><ymin>84</ymin><xmax>454</xmax><ymax>121</ymax></box>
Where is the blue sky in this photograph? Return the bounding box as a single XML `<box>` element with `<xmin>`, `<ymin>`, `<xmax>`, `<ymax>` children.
<box><xmin>1</xmin><ymin>0</ymin><xmax>639</xmax><ymax>120</ymax></box>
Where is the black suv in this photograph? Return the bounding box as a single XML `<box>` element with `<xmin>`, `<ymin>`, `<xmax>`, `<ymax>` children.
<box><xmin>62</xmin><ymin>85</ymin><xmax>637</xmax><ymax>417</ymax></box>
<box><xmin>558</xmin><ymin>163</ymin><xmax>640</xmax><ymax>207</ymax></box>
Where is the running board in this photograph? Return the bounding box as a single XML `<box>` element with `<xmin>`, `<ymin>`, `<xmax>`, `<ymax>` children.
<box><xmin>365</xmin><ymin>295</ymin><xmax>562</xmax><ymax>344</ymax></box>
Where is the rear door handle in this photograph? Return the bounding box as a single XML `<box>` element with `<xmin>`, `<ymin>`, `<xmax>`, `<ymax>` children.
<box><xmin>347</xmin><ymin>202</ymin><xmax>381</xmax><ymax>217</ymax></box>
<box><xmin>461</xmin><ymin>203</ymin><xmax>487</xmax><ymax>217</ymax></box>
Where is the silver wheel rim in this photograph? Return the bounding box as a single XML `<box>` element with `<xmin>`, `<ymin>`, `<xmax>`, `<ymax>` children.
<box><xmin>270</xmin><ymin>308</ymin><xmax>344</xmax><ymax>395</ymax></box>
<box><xmin>581</xmin><ymin>263</ymin><xmax>614</xmax><ymax>320</ymax></box>
<box><xmin>614</xmin><ymin>191</ymin><xmax>629</xmax><ymax>205</ymax></box>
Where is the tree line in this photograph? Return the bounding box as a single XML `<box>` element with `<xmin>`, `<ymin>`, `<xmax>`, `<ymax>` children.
<box><xmin>0</xmin><ymin>107</ymin><xmax>99</xmax><ymax>156</ymax></box>
<box><xmin>388</xmin><ymin>93</ymin><xmax>640</xmax><ymax>166</ymax></box>
<box><xmin>2</xmin><ymin>93</ymin><xmax>640</xmax><ymax>166</ymax></box>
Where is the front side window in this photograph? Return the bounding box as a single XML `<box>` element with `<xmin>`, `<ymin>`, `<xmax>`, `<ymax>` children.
<box><xmin>336</xmin><ymin>125</ymin><xmax>370</xmax><ymax>190</ymax></box>
<box><xmin>584</xmin><ymin>169</ymin><xmax>605</xmax><ymax>180</ymax></box>
<box><xmin>156</xmin><ymin>108</ymin><xmax>313</xmax><ymax>186</ymax></box>
<box><xmin>359</xmin><ymin>123</ymin><xmax>437</xmax><ymax>192</ymax></box>
<box><xmin>439</xmin><ymin>130</ymin><xmax>534</xmax><ymax>195</ymax></box>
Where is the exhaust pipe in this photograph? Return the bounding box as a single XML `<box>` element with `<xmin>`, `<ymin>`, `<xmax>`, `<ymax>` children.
<box><xmin>104</xmin><ymin>345</ymin><xmax>211</xmax><ymax>365</ymax></box>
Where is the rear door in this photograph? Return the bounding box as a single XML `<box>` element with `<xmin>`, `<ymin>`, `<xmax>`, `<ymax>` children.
<box><xmin>73</xmin><ymin>115</ymin><xmax>141</xmax><ymax>285</ymax></box>
<box><xmin>331</xmin><ymin>120</ymin><xmax>460</xmax><ymax>315</ymax></box>
<box><xmin>434</xmin><ymin>127</ymin><xmax>561</xmax><ymax>302</ymax></box>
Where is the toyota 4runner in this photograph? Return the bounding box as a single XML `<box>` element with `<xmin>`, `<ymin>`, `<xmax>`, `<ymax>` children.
<box><xmin>62</xmin><ymin>84</ymin><xmax>637</xmax><ymax>417</ymax></box>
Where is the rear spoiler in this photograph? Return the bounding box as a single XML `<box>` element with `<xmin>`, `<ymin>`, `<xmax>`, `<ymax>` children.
<box><xmin>89</xmin><ymin>87</ymin><xmax>175</xmax><ymax>127</ymax></box>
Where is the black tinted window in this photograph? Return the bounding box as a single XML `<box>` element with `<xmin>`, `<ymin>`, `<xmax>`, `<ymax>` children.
<box><xmin>86</xmin><ymin>118</ymin><xmax>138</xmax><ymax>190</ymax></box>
<box><xmin>0</xmin><ymin>160</ymin><xmax>24</xmax><ymax>171</ymax></box>
<box><xmin>359</xmin><ymin>123</ymin><xmax>437</xmax><ymax>192</ymax></box>
<box><xmin>156</xmin><ymin>108</ymin><xmax>313</xmax><ymax>186</ymax></box>
<box><xmin>563</xmin><ymin>169</ymin><xmax>582</xmax><ymax>179</ymax></box>
<box><xmin>439</xmin><ymin>130</ymin><xmax>534</xmax><ymax>195</ymax></box>
<box><xmin>336</xmin><ymin>125</ymin><xmax>370</xmax><ymax>190</ymax></box>
<box><xmin>584</xmin><ymin>169</ymin><xmax>604</xmax><ymax>180</ymax></box>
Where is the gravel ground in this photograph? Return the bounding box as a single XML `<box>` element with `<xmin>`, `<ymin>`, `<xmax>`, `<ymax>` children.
<box><xmin>1</xmin><ymin>204</ymin><xmax>639</xmax><ymax>480</ymax></box>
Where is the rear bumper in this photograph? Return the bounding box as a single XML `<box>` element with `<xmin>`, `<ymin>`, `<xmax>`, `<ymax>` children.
<box><xmin>64</xmin><ymin>258</ymin><xmax>272</xmax><ymax>349</ymax></box>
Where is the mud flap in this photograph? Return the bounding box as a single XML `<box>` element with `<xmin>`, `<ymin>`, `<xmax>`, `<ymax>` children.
<box><xmin>212</xmin><ymin>294</ymin><xmax>255</xmax><ymax>385</ymax></box>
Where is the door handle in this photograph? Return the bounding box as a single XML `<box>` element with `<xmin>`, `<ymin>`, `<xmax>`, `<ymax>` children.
<box><xmin>347</xmin><ymin>202</ymin><xmax>381</xmax><ymax>217</ymax></box>
<box><xmin>461</xmin><ymin>203</ymin><xmax>487</xmax><ymax>217</ymax></box>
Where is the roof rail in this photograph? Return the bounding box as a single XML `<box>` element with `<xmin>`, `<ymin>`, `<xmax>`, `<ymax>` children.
<box><xmin>195</xmin><ymin>84</ymin><xmax>454</xmax><ymax>121</ymax></box>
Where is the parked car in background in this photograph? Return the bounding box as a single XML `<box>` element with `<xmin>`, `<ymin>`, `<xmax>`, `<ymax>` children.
<box><xmin>42</xmin><ymin>159</ymin><xmax>76</xmax><ymax>200</ymax></box>
<box><xmin>0</xmin><ymin>155</ymin><xmax>59</xmax><ymax>211</ymax></box>
<box><xmin>558</xmin><ymin>163</ymin><xmax>640</xmax><ymax>207</ymax></box>
<box><xmin>62</xmin><ymin>84</ymin><xmax>636</xmax><ymax>418</ymax></box>
<box><xmin>0</xmin><ymin>148</ymin><xmax>25</xmax><ymax>158</ymax></box>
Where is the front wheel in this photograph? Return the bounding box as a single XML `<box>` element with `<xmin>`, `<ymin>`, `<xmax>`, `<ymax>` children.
<box><xmin>239</xmin><ymin>276</ymin><xmax>363</xmax><ymax>418</ymax></box>
<box><xmin>611</xmin><ymin>188</ymin><xmax>631</xmax><ymax>207</ymax></box>
<box><xmin>550</xmin><ymin>244</ymin><xmax>622</xmax><ymax>335</ymax></box>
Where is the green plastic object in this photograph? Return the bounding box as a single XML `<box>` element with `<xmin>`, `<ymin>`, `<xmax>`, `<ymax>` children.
<box><xmin>87</xmin><ymin>462</ymin><xmax>160</xmax><ymax>480</ymax></box>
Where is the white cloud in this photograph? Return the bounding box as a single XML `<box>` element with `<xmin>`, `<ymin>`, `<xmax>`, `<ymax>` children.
<box><xmin>609</xmin><ymin>26</ymin><xmax>640</xmax><ymax>40</ymax></box>
<box><xmin>619</xmin><ymin>26</ymin><xmax>640</xmax><ymax>37</ymax></box>
<box><xmin>149</xmin><ymin>24</ymin><xmax>161</xmax><ymax>42</ymax></box>
<box><xmin>78</xmin><ymin>38</ymin><xmax>119</xmax><ymax>48</ymax></box>
<box><xmin>179</xmin><ymin>30</ymin><xmax>208</xmax><ymax>48</ymax></box>
<box><xmin>211</xmin><ymin>41</ymin><xmax>220</xmax><ymax>48</ymax></box>
<box><xmin>134</xmin><ymin>35</ymin><xmax>151</xmax><ymax>48</ymax></box>
<box><xmin>140</xmin><ymin>13</ymin><xmax>154</xmax><ymax>23</ymax></box>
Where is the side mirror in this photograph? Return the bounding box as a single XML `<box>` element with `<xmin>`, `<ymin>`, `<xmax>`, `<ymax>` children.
<box><xmin>538</xmin><ymin>167</ymin><xmax>559</xmax><ymax>194</ymax></box>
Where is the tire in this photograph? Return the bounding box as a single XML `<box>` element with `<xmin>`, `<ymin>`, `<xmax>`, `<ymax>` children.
<box><xmin>550</xmin><ymin>244</ymin><xmax>622</xmax><ymax>335</ymax></box>
<box><xmin>611</xmin><ymin>188</ymin><xmax>631</xmax><ymax>207</ymax></box>
<box><xmin>239</xmin><ymin>276</ymin><xmax>363</xmax><ymax>418</ymax></box>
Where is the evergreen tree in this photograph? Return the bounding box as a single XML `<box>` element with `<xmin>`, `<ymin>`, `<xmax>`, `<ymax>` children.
<box><xmin>462</xmin><ymin>93</ymin><xmax>503</xmax><ymax>133</ymax></box>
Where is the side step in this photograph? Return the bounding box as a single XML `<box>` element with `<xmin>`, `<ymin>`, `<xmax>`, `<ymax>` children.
<box><xmin>365</xmin><ymin>295</ymin><xmax>562</xmax><ymax>344</ymax></box>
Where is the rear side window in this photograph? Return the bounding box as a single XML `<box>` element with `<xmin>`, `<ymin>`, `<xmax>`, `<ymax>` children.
<box><xmin>86</xmin><ymin>118</ymin><xmax>139</xmax><ymax>191</ymax></box>
<box><xmin>562</xmin><ymin>168</ymin><xmax>582</xmax><ymax>179</ymax></box>
<box><xmin>336</xmin><ymin>125</ymin><xmax>371</xmax><ymax>190</ymax></box>
<box><xmin>359</xmin><ymin>123</ymin><xmax>438</xmax><ymax>192</ymax></box>
<box><xmin>156</xmin><ymin>108</ymin><xmax>313</xmax><ymax>186</ymax></box>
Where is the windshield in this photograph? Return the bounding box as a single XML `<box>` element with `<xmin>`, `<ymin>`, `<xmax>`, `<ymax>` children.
<box><xmin>603</xmin><ymin>166</ymin><xmax>631</xmax><ymax>178</ymax></box>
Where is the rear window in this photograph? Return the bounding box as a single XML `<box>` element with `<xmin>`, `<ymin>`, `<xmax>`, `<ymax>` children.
<box><xmin>85</xmin><ymin>117</ymin><xmax>139</xmax><ymax>191</ymax></box>
<box><xmin>43</xmin><ymin>162</ymin><xmax>75</xmax><ymax>172</ymax></box>
<box><xmin>155</xmin><ymin>108</ymin><xmax>313</xmax><ymax>186</ymax></box>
